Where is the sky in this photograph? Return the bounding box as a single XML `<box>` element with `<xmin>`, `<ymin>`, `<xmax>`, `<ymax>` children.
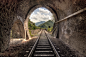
<box><xmin>29</xmin><ymin>7</ymin><xmax>54</xmax><ymax>23</ymax></box>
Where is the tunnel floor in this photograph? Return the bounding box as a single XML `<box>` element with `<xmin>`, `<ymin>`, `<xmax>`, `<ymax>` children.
<box><xmin>0</xmin><ymin>34</ymin><xmax>80</xmax><ymax>57</ymax></box>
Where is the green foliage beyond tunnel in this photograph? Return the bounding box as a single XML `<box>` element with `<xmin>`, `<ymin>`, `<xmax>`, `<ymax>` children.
<box><xmin>28</xmin><ymin>19</ymin><xmax>40</xmax><ymax>37</ymax></box>
<box><xmin>28</xmin><ymin>19</ymin><xmax>40</xmax><ymax>30</ymax></box>
<box><xmin>28</xmin><ymin>20</ymin><xmax>54</xmax><ymax>37</ymax></box>
<box><xmin>38</xmin><ymin>20</ymin><xmax>54</xmax><ymax>32</ymax></box>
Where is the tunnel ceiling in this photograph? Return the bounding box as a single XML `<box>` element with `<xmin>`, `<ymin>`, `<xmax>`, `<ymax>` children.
<box><xmin>17</xmin><ymin>0</ymin><xmax>59</xmax><ymax>21</ymax></box>
<box><xmin>16</xmin><ymin>0</ymin><xmax>86</xmax><ymax>22</ymax></box>
<box><xmin>1</xmin><ymin>0</ymin><xmax>86</xmax><ymax>22</ymax></box>
<box><xmin>25</xmin><ymin>5</ymin><xmax>58</xmax><ymax>22</ymax></box>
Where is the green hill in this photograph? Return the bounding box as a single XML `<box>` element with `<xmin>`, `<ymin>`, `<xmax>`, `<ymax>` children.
<box><xmin>35</xmin><ymin>21</ymin><xmax>45</xmax><ymax>26</ymax></box>
<box><xmin>38</xmin><ymin>20</ymin><xmax>54</xmax><ymax>30</ymax></box>
<box><xmin>28</xmin><ymin>19</ymin><xmax>40</xmax><ymax>30</ymax></box>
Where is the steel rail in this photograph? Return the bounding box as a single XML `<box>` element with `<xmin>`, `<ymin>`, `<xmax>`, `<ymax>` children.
<box><xmin>28</xmin><ymin>30</ymin><xmax>42</xmax><ymax>57</ymax></box>
<box><xmin>45</xmin><ymin>31</ymin><xmax>60</xmax><ymax>57</ymax></box>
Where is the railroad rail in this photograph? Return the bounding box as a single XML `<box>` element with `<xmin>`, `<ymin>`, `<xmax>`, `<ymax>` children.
<box><xmin>28</xmin><ymin>30</ymin><xmax>60</xmax><ymax>57</ymax></box>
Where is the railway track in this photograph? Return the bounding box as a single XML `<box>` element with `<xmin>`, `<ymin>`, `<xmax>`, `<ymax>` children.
<box><xmin>28</xmin><ymin>30</ymin><xmax>60</xmax><ymax>57</ymax></box>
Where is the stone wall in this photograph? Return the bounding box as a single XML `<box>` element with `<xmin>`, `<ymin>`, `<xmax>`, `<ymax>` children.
<box><xmin>59</xmin><ymin>12</ymin><xmax>86</xmax><ymax>56</ymax></box>
<box><xmin>0</xmin><ymin>0</ymin><xmax>18</xmax><ymax>52</ymax></box>
<box><xmin>58</xmin><ymin>1</ymin><xmax>86</xmax><ymax>56</ymax></box>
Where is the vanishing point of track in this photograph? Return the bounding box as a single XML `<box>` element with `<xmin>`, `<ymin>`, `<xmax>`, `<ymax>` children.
<box><xmin>28</xmin><ymin>30</ymin><xmax>60</xmax><ymax>57</ymax></box>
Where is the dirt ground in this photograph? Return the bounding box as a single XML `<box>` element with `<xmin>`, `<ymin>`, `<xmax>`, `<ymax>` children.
<box><xmin>0</xmin><ymin>30</ymin><xmax>41</xmax><ymax>57</ymax></box>
<box><xmin>0</xmin><ymin>36</ymin><xmax>38</xmax><ymax>57</ymax></box>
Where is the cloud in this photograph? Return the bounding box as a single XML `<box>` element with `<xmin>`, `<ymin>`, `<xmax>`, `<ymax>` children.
<box><xmin>39</xmin><ymin>8</ymin><xmax>50</xmax><ymax>14</ymax></box>
<box><xmin>30</xmin><ymin>8</ymin><xmax>53</xmax><ymax>23</ymax></box>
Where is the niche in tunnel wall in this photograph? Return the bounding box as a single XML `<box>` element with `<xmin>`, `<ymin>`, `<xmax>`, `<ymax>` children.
<box><xmin>11</xmin><ymin>19</ymin><xmax>25</xmax><ymax>38</ymax></box>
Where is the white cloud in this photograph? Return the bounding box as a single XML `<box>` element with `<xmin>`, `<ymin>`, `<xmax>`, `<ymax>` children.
<box><xmin>30</xmin><ymin>8</ymin><xmax>53</xmax><ymax>23</ymax></box>
<box><xmin>39</xmin><ymin>8</ymin><xmax>50</xmax><ymax>14</ymax></box>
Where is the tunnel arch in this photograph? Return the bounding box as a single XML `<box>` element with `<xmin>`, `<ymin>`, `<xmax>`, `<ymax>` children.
<box><xmin>25</xmin><ymin>5</ymin><xmax>59</xmax><ymax>22</ymax></box>
<box><xmin>11</xmin><ymin>19</ymin><xmax>25</xmax><ymax>38</ymax></box>
<box><xmin>24</xmin><ymin>4</ymin><xmax>60</xmax><ymax>39</ymax></box>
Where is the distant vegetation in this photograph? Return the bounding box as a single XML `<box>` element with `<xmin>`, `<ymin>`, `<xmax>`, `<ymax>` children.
<box><xmin>35</xmin><ymin>21</ymin><xmax>45</xmax><ymax>26</ymax></box>
<box><xmin>47</xmin><ymin>27</ymin><xmax>53</xmax><ymax>32</ymax></box>
<box><xmin>28</xmin><ymin>20</ymin><xmax>54</xmax><ymax>36</ymax></box>
<box><xmin>38</xmin><ymin>20</ymin><xmax>54</xmax><ymax>32</ymax></box>
<box><xmin>28</xmin><ymin>19</ymin><xmax>40</xmax><ymax>36</ymax></box>
<box><xmin>28</xmin><ymin>19</ymin><xmax>40</xmax><ymax>30</ymax></box>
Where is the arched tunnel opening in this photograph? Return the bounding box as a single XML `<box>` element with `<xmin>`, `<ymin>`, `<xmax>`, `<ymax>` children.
<box><xmin>25</xmin><ymin>5</ymin><xmax>59</xmax><ymax>40</ymax></box>
<box><xmin>26</xmin><ymin>7</ymin><xmax>56</xmax><ymax>38</ymax></box>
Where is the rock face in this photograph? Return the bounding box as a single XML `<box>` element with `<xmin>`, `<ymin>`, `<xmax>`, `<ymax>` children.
<box><xmin>0</xmin><ymin>0</ymin><xmax>86</xmax><ymax>56</ymax></box>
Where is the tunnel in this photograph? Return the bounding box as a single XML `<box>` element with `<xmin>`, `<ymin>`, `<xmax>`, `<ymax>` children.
<box><xmin>0</xmin><ymin>0</ymin><xmax>86</xmax><ymax>57</ymax></box>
